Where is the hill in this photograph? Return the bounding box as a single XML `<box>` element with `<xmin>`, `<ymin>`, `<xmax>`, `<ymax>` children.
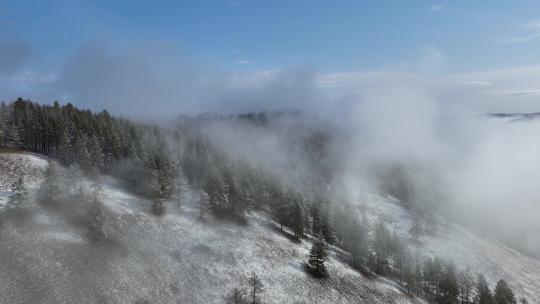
<box><xmin>0</xmin><ymin>151</ymin><xmax>424</xmax><ymax>304</ymax></box>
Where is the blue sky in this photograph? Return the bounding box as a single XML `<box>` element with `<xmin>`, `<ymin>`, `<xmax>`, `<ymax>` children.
<box><xmin>3</xmin><ymin>0</ymin><xmax>540</xmax><ymax>72</ymax></box>
<box><xmin>2</xmin><ymin>0</ymin><xmax>540</xmax><ymax>116</ymax></box>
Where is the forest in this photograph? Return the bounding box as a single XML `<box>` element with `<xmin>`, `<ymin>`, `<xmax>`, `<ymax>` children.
<box><xmin>0</xmin><ymin>98</ymin><xmax>524</xmax><ymax>304</ymax></box>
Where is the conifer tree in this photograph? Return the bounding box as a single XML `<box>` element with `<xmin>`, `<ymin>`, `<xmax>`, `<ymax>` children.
<box><xmin>476</xmin><ymin>274</ymin><xmax>495</xmax><ymax>304</ymax></box>
<box><xmin>458</xmin><ymin>266</ymin><xmax>474</xmax><ymax>304</ymax></box>
<box><xmin>409</xmin><ymin>213</ymin><xmax>424</xmax><ymax>242</ymax></box>
<box><xmin>403</xmin><ymin>256</ymin><xmax>416</xmax><ymax>294</ymax></box>
<box><xmin>413</xmin><ymin>262</ymin><xmax>423</xmax><ymax>297</ymax></box>
<box><xmin>224</xmin><ymin>287</ymin><xmax>248</xmax><ymax>304</ymax></box>
<box><xmin>438</xmin><ymin>264</ymin><xmax>459</xmax><ymax>304</ymax></box>
<box><xmin>494</xmin><ymin>279</ymin><xmax>517</xmax><ymax>304</ymax></box>
<box><xmin>247</xmin><ymin>272</ymin><xmax>264</xmax><ymax>304</ymax></box>
<box><xmin>290</xmin><ymin>199</ymin><xmax>304</xmax><ymax>240</ymax></box>
<box><xmin>173</xmin><ymin>163</ymin><xmax>189</xmax><ymax>209</ymax></box>
<box><xmin>349</xmin><ymin>220</ymin><xmax>368</xmax><ymax>268</ymax></box>
<box><xmin>0</xmin><ymin>108</ymin><xmax>5</xmax><ymax>145</ymax></box>
<box><xmin>199</xmin><ymin>189</ymin><xmax>210</xmax><ymax>220</ymax></box>
<box><xmin>310</xmin><ymin>202</ymin><xmax>322</xmax><ymax>238</ymax></box>
<box><xmin>373</xmin><ymin>220</ymin><xmax>391</xmax><ymax>274</ymax></box>
<box><xmin>307</xmin><ymin>241</ymin><xmax>328</xmax><ymax>277</ymax></box>
<box><xmin>41</xmin><ymin>163</ymin><xmax>62</xmax><ymax>201</ymax></box>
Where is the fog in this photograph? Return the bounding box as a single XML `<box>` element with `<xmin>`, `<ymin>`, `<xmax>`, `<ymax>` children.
<box><xmin>2</xmin><ymin>42</ymin><xmax>540</xmax><ymax>257</ymax></box>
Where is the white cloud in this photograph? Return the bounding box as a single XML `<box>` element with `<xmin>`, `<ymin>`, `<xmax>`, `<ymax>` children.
<box><xmin>493</xmin><ymin>19</ymin><xmax>540</xmax><ymax>44</ymax></box>
<box><xmin>458</xmin><ymin>81</ymin><xmax>492</xmax><ymax>88</ymax></box>
<box><xmin>483</xmin><ymin>89</ymin><xmax>540</xmax><ymax>96</ymax></box>
<box><xmin>11</xmin><ymin>71</ymin><xmax>57</xmax><ymax>83</ymax></box>
<box><xmin>226</xmin><ymin>69</ymin><xmax>279</xmax><ymax>88</ymax></box>
<box><xmin>525</xmin><ymin>20</ymin><xmax>540</xmax><ymax>29</ymax></box>
<box><xmin>235</xmin><ymin>59</ymin><xmax>253</xmax><ymax>65</ymax></box>
<box><xmin>493</xmin><ymin>33</ymin><xmax>540</xmax><ymax>44</ymax></box>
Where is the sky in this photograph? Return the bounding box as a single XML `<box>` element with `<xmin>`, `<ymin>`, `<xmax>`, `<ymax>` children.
<box><xmin>2</xmin><ymin>0</ymin><xmax>540</xmax><ymax>117</ymax></box>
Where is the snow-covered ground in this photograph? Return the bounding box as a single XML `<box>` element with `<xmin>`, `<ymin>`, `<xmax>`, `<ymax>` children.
<box><xmin>0</xmin><ymin>150</ymin><xmax>48</xmax><ymax>190</ymax></box>
<box><xmin>0</xmin><ymin>150</ymin><xmax>48</xmax><ymax>212</ymax></box>
<box><xmin>0</xmin><ymin>152</ymin><xmax>422</xmax><ymax>304</ymax></box>
<box><xmin>1</xmin><ymin>152</ymin><xmax>538</xmax><ymax>303</ymax></box>
<box><xmin>342</xmin><ymin>174</ymin><xmax>540</xmax><ymax>302</ymax></box>
<box><xmin>0</xmin><ymin>190</ymin><xmax>12</xmax><ymax>210</ymax></box>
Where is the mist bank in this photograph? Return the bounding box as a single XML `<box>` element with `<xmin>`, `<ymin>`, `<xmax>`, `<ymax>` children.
<box><xmin>2</xmin><ymin>94</ymin><xmax>539</xmax><ymax>259</ymax></box>
<box><xmin>3</xmin><ymin>42</ymin><xmax>540</xmax><ymax>258</ymax></box>
<box><xmin>168</xmin><ymin>106</ymin><xmax>540</xmax><ymax>259</ymax></box>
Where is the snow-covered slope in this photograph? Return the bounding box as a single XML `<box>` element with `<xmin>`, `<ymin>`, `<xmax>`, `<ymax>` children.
<box><xmin>0</xmin><ymin>152</ymin><xmax>422</xmax><ymax>304</ymax></box>
<box><xmin>2</xmin><ymin>151</ymin><xmax>539</xmax><ymax>303</ymax></box>
<box><xmin>0</xmin><ymin>150</ymin><xmax>48</xmax><ymax>211</ymax></box>
<box><xmin>342</xmin><ymin>174</ymin><xmax>540</xmax><ymax>303</ymax></box>
<box><xmin>0</xmin><ymin>149</ymin><xmax>48</xmax><ymax>190</ymax></box>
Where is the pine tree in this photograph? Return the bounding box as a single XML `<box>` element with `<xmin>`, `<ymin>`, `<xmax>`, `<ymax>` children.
<box><xmin>204</xmin><ymin>172</ymin><xmax>228</xmax><ymax>215</ymax></box>
<box><xmin>290</xmin><ymin>199</ymin><xmax>304</xmax><ymax>240</ymax></box>
<box><xmin>41</xmin><ymin>163</ymin><xmax>62</xmax><ymax>201</ymax></box>
<box><xmin>224</xmin><ymin>172</ymin><xmax>247</xmax><ymax>220</ymax></box>
<box><xmin>349</xmin><ymin>219</ymin><xmax>368</xmax><ymax>268</ymax></box>
<box><xmin>307</xmin><ymin>241</ymin><xmax>328</xmax><ymax>277</ymax></box>
<box><xmin>409</xmin><ymin>213</ymin><xmax>424</xmax><ymax>242</ymax></box>
<box><xmin>432</xmin><ymin>257</ymin><xmax>444</xmax><ymax>297</ymax></box>
<box><xmin>224</xmin><ymin>287</ymin><xmax>248</xmax><ymax>304</ymax></box>
<box><xmin>173</xmin><ymin>163</ymin><xmax>189</xmax><ymax>209</ymax></box>
<box><xmin>403</xmin><ymin>260</ymin><xmax>416</xmax><ymax>295</ymax></box>
<box><xmin>0</xmin><ymin>107</ymin><xmax>5</xmax><ymax>146</ymax></box>
<box><xmin>458</xmin><ymin>266</ymin><xmax>474</xmax><ymax>304</ymax></box>
<box><xmin>320</xmin><ymin>214</ymin><xmax>335</xmax><ymax>244</ymax></box>
<box><xmin>149</xmin><ymin>168</ymin><xmax>163</xmax><ymax>210</ymax></box>
<box><xmin>247</xmin><ymin>272</ymin><xmax>264</xmax><ymax>304</ymax></box>
<box><xmin>414</xmin><ymin>262</ymin><xmax>423</xmax><ymax>297</ymax></box>
<box><xmin>373</xmin><ymin>220</ymin><xmax>391</xmax><ymax>274</ymax></box>
<box><xmin>199</xmin><ymin>189</ymin><xmax>210</xmax><ymax>220</ymax></box>
<box><xmin>87</xmin><ymin>136</ymin><xmax>104</xmax><ymax>169</ymax></box>
<box><xmin>310</xmin><ymin>202</ymin><xmax>322</xmax><ymax>238</ymax></box>
<box><xmin>476</xmin><ymin>274</ymin><xmax>495</xmax><ymax>304</ymax></box>
<box><xmin>5</xmin><ymin>122</ymin><xmax>20</xmax><ymax>146</ymax></box>
<box><xmin>423</xmin><ymin>258</ymin><xmax>434</xmax><ymax>296</ymax></box>
<box><xmin>388</xmin><ymin>230</ymin><xmax>403</xmax><ymax>273</ymax></box>
<box><xmin>494</xmin><ymin>279</ymin><xmax>517</xmax><ymax>304</ymax></box>
<box><xmin>66</xmin><ymin>163</ymin><xmax>84</xmax><ymax>199</ymax></box>
<box><xmin>367</xmin><ymin>251</ymin><xmax>378</xmax><ymax>273</ymax></box>
<box><xmin>274</xmin><ymin>192</ymin><xmax>289</xmax><ymax>231</ymax></box>
<box><xmin>438</xmin><ymin>264</ymin><xmax>459</xmax><ymax>304</ymax></box>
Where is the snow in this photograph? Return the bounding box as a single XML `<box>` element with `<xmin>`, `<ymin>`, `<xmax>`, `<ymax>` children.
<box><xmin>1</xmin><ymin>152</ymin><xmax>538</xmax><ymax>303</ymax></box>
<box><xmin>0</xmin><ymin>153</ymin><xmax>422</xmax><ymax>304</ymax></box>
<box><xmin>422</xmin><ymin>224</ymin><xmax>540</xmax><ymax>301</ymax></box>
<box><xmin>342</xmin><ymin>174</ymin><xmax>540</xmax><ymax>302</ymax></box>
<box><xmin>0</xmin><ymin>190</ymin><xmax>12</xmax><ymax>210</ymax></box>
<box><xmin>0</xmin><ymin>151</ymin><xmax>48</xmax><ymax>190</ymax></box>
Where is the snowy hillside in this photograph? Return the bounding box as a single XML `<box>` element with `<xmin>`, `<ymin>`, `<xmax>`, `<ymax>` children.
<box><xmin>0</xmin><ymin>149</ymin><xmax>48</xmax><ymax>190</ymax></box>
<box><xmin>1</xmin><ymin>151</ymin><xmax>538</xmax><ymax>303</ymax></box>
<box><xmin>0</xmin><ymin>149</ymin><xmax>48</xmax><ymax>211</ymax></box>
<box><xmin>342</xmin><ymin>174</ymin><xmax>540</xmax><ymax>302</ymax></box>
<box><xmin>0</xmin><ymin>151</ymin><xmax>423</xmax><ymax>304</ymax></box>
